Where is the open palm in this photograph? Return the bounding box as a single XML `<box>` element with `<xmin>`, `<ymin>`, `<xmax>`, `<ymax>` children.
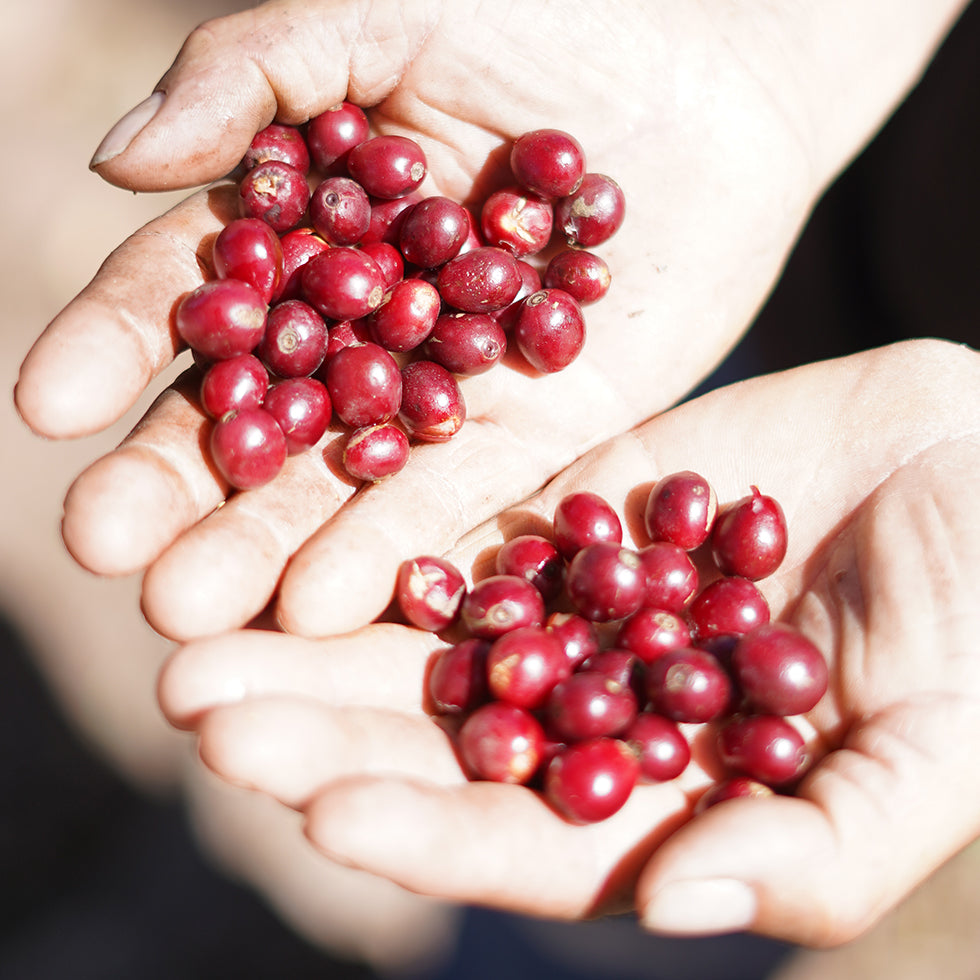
<box><xmin>16</xmin><ymin>0</ymin><xmax>965</xmax><ymax>642</ymax></box>
<box><xmin>158</xmin><ymin>340</ymin><xmax>980</xmax><ymax>946</ymax></box>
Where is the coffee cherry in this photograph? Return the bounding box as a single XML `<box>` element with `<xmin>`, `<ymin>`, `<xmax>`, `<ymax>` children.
<box><xmin>176</xmin><ymin>279</ymin><xmax>267</xmax><ymax>362</ymax></box>
<box><xmin>200</xmin><ymin>354</ymin><xmax>268</xmax><ymax>419</ymax></box>
<box><xmin>486</xmin><ymin>626</ymin><xmax>570</xmax><ymax>709</ymax></box>
<box><xmin>554</xmin><ymin>173</ymin><xmax>626</xmax><ymax>247</ymax></box>
<box><xmin>301</xmin><ymin>247</ymin><xmax>387</xmax><ymax>321</ymax></box>
<box><xmin>552</xmin><ymin>491</ymin><xmax>622</xmax><ymax>559</ymax></box>
<box><xmin>398</xmin><ymin>196</ymin><xmax>471</xmax><ymax>268</ymax></box>
<box><xmin>427</xmin><ymin>638</ymin><xmax>491</xmax><ymax>714</ymax></box>
<box><xmin>545</xmin><ymin>612</ymin><xmax>600</xmax><ymax>671</ymax></box>
<box><xmin>458</xmin><ymin>702</ymin><xmax>545</xmax><ymax>784</ymax></box>
<box><xmin>645</xmin><ymin>647</ymin><xmax>733</xmax><ymax>723</ymax></box>
<box><xmin>616</xmin><ymin>607</ymin><xmax>691</xmax><ymax>664</ymax></box>
<box><xmin>243</xmin><ymin>123</ymin><xmax>310</xmax><ymax>174</ymax></box>
<box><xmin>644</xmin><ymin>470</ymin><xmax>718</xmax><ymax>551</ymax></box>
<box><xmin>716</xmin><ymin>714</ymin><xmax>809</xmax><ymax>786</ymax></box>
<box><xmin>694</xmin><ymin>777</ymin><xmax>774</xmax><ymax>814</ymax></box>
<box><xmin>323</xmin><ymin>342</ymin><xmax>402</xmax><ymax>428</ymax></box>
<box><xmin>565</xmin><ymin>542</ymin><xmax>645</xmax><ymax>623</ymax></box>
<box><xmin>546</xmin><ymin>672</ymin><xmax>638</xmax><ymax>742</ymax></box>
<box><xmin>688</xmin><ymin>576</ymin><xmax>770</xmax><ymax>640</ymax></box>
<box><xmin>461</xmin><ymin>575</ymin><xmax>545</xmax><ymax>640</ymax></box>
<box><xmin>209</xmin><ymin>407</ymin><xmax>287</xmax><ymax>491</ymax></box>
<box><xmin>510</xmin><ymin>129</ymin><xmax>586</xmax><ymax>199</ymax></box>
<box><xmin>625</xmin><ymin>713</ymin><xmax>691</xmax><ymax>782</ymax></box>
<box><xmin>347</xmin><ymin>135</ymin><xmax>427</xmax><ymax>199</ymax></box>
<box><xmin>730</xmin><ymin>623</ymin><xmax>828</xmax><ymax>716</ymax></box>
<box><xmin>212</xmin><ymin>217</ymin><xmax>284</xmax><ymax>303</ymax></box>
<box><xmin>306</xmin><ymin>102</ymin><xmax>369</xmax><ymax>172</ymax></box>
<box><xmin>514</xmin><ymin>288</ymin><xmax>586</xmax><ymax>374</ymax></box>
<box><xmin>543</xmin><ymin>249</ymin><xmax>611</xmax><ymax>305</ymax></box>
<box><xmin>711</xmin><ymin>486</ymin><xmax>788</xmax><ymax>580</ymax></box>
<box><xmin>262</xmin><ymin>377</ymin><xmax>332</xmax><ymax>455</ymax></box>
<box><xmin>480</xmin><ymin>185</ymin><xmax>554</xmax><ymax>257</ymax></box>
<box><xmin>545</xmin><ymin>737</ymin><xmax>639</xmax><ymax>824</ymax></box>
<box><xmin>342</xmin><ymin>423</ymin><xmax>410</xmax><ymax>482</ymax></box>
<box><xmin>398</xmin><ymin>360</ymin><xmax>466</xmax><ymax>443</ymax></box>
<box><xmin>396</xmin><ymin>555</ymin><xmax>466</xmax><ymax>632</ymax></box>
<box><xmin>308</xmin><ymin>176</ymin><xmax>372</xmax><ymax>246</ymax></box>
<box><xmin>495</xmin><ymin>534</ymin><xmax>565</xmax><ymax>603</ymax></box>
<box><xmin>436</xmin><ymin>246</ymin><xmax>524</xmax><ymax>313</ymax></box>
<box><xmin>258</xmin><ymin>300</ymin><xmax>328</xmax><ymax>378</ymax></box>
<box><xmin>239</xmin><ymin>159</ymin><xmax>310</xmax><ymax>233</ymax></box>
<box><xmin>636</xmin><ymin>541</ymin><xmax>699</xmax><ymax>612</ymax></box>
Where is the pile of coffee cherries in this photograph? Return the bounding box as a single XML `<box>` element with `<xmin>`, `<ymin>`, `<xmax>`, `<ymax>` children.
<box><xmin>397</xmin><ymin>470</ymin><xmax>828</xmax><ymax>824</ymax></box>
<box><xmin>174</xmin><ymin>105</ymin><xmax>626</xmax><ymax>490</ymax></box>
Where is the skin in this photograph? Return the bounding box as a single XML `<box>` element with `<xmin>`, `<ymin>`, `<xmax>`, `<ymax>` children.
<box><xmin>14</xmin><ymin>0</ymin><xmax>969</xmax><ymax>644</ymax></box>
<box><xmin>158</xmin><ymin>339</ymin><xmax>980</xmax><ymax>947</ymax></box>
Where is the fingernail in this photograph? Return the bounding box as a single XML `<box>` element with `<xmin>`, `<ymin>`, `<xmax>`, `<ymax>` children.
<box><xmin>90</xmin><ymin>91</ymin><xmax>165</xmax><ymax>168</ymax></box>
<box><xmin>641</xmin><ymin>878</ymin><xmax>757</xmax><ymax>936</ymax></box>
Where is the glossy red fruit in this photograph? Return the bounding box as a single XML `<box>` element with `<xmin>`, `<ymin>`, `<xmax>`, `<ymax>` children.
<box><xmin>624</xmin><ymin>713</ymin><xmax>691</xmax><ymax>782</ymax></box>
<box><xmin>212</xmin><ymin>217</ymin><xmax>284</xmax><ymax>303</ymax></box>
<box><xmin>711</xmin><ymin>487</ymin><xmax>789</xmax><ymax>580</ymax></box>
<box><xmin>199</xmin><ymin>354</ymin><xmax>268</xmax><ymax>419</ymax></box>
<box><xmin>258</xmin><ymin>299</ymin><xmax>328</xmax><ymax>378</ymax></box>
<box><xmin>423</xmin><ymin>312</ymin><xmax>507</xmax><ymax>376</ymax></box>
<box><xmin>543</xmin><ymin>249</ymin><xmax>611</xmax><ymax>305</ymax></box>
<box><xmin>367</xmin><ymin>279</ymin><xmax>441</xmax><ymax>352</ymax></box>
<box><xmin>262</xmin><ymin>377</ymin><xmax>332</xmax><ymax>454</ymax></box>
<box><xmin>513</xmin><ymin>288</ymin><xmax>586</xmax><ymax>373</ymax></box>
<box><xmin>730</xmin><ymin>623</ymin><xmax>828</xmax><ymax>716</ymax></box>
<box><xmin>545</xmin><ymin>737</ymin><xmax>639</xmax><ymax>824</ymax></box>
<box><xmin>565</xmin><ymin>542</ymin><xmax>645</xmax><ymax>623</ymax></box>
<box><xmin>495</xmin><ymin>534</ymin><xmax>564</xmax><ymax>603</ymax></box>
<box><xmin>436</xmin><ymin>247</ymin><xmax>523</xmax><ymax>314</ymax></box>
<box><xmin>694</xmin><ymin>777</ymin><xmax>774</xmax><ymax>814</ymax></box>
<box><xmin>578</xmin><ymin>648</ymin><xmax>640</xmax><ymax>693</ymax></box>
<box><xmin>490</xmin><ymin>259</ymin><xmax>542</xmax><ymax>331</ymax></box>
<box><xmin>323</xmin><ymin>342</ymin><xmax>402</xmax><ymax>428</ymax></box>
<box><xmin>242</xmin><ymin>123</ymin><xmax>310</xmax><ymax>174</ymax></box>
<box><xmin>359</xmin><ymin>241</ymin><xmax>404</xmax><ymax>287</ymax></box>
<box><xmin>342</xmin><ymin>422</ymin><xmax>410</xmax><ymax>482</ymax></box>
<box><xmin>486</xmin><ymin>625</ymin><xmax>570</xmax><ymax>709</ymax></box>
<box><xmin>510</xmin><ymin>129</ymin><xmax>586</xmax><ymax>199</ymax></box>
<box><xmin>687</xmin><ymin>576</ymin><xmax>770</xmax><ymax>640</ymax></box>
<box><xmin>176</xmin><ymin>279</ymin><xmax>267</xmax><ymax>361</ymax></box>
<box><xmin>546</xmin><ymin>672</ymin><xmax>638</xmax><ymax>742</ymax></box>
<box><xmin>645</xmin><ymin>647</ymin><xmax>733</xmax><ymax>723</ymax></box>
<box><xmin>398</xmin><ymin>196</ymin><xmax>471</xmax><ymax>268</ymax></box>
<box><xmin>616</xmin><ymin>607</ymin><xmax>692</xmax><ymax>665</ymax></box>
<box><xmin>480</xmin><ymin>185</ymin><xmax>553</xmax><ymax>257</ymax></box>
<box><xmin>347</xmin><ymin>135</ymin><xmax>427</xmax><ymax>199</ymax></box>
<box><xmin>323</xmin><ymin>318</ymin><xmax>373</xmax><ymax>359</ymax></box>
<box><xmin>239</xmin><ymin>159</ymin><xmax>310</xmax><ymax>233</ymax></box>
<box><xmin>546</xmin><ymin>612</ymin><xmax>600</xmax><ymax>671</ymax></box>
<box><xmin>636</xmin><ymin>542</ymin><xmax>699</xmax><ymax>612</ymax></box>
<box><xmin>362</xmin><ymin>192</ymin><xmax>423</xmax><ymax>245</ymax></box>
<box><xmin>306</xmin><ymin>102</ymin><xmax>370</xmax><ymax>173</ymax></box>
<box><xmin>460</xmin><ymin>574</ymin><xmax>545</xmax><ymax>640</ymax></box>
<box><xmin>274</xmin><ymin>228</ymin><xmax>330</xmax><ymax>302</ymax></box>
<box><xmin>554</xmin><ymin>172</ymin><xmax>626</xmax><ymax>247</ymax></box>
<box><xmin>398</xmin><ymin>360</ymin><xmax>465</xmax><ymax>443</ymax></box>
<box><xmin>209</xmin><ymin>407</ymin><xmax>287</xmax><ymax>490</ymax></box>
<box><xmin>427</xmin><ymin>638</ymin><xmax>491</xmax><ymax>714</ymax></box>
<box><xmin>458</xmin><ymin>702</ymin><xmax>545</xmax><ymax>784</ymax></box>
<box><xmin>552</xmin><ymin>491</ymin><xmax>622</xmax><ymax>560</ymax></box>
<box><xmin>395</xmin><ymin>555</ymin><xmax>466</xmax><ymax>632</ymax></box>
<box><xmin>644</xmin><ymin>470</ymin><xmax>718</xmax><ymax>550</ymax></box>
<box><xmin>301</xmin><ymin>247</ymin><xmax>387</xmax><ymax>321</ymax></box>
<box><xmin>717</xmin><ymin>714</ymin><xmax>808</xmax><ymax>786</ymax></box>
<box><xmin>309</xmin><ymin>176</ymin><xmax>372</xmax><ymax>246</ymax></box>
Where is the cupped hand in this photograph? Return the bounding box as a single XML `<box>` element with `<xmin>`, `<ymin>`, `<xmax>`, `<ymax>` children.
<box><xmin>14</xmin><ymin>0</ymin><xmax>967</xmax><ymax>642</ymax></box>
<box><xmin>158</xmin><ymin>339</ymin><xmax>980</xmax><ymax>946</ymax></box>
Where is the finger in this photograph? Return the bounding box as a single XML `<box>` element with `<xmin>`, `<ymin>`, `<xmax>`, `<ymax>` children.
<box><xmin>89</xmin><ymin>0</ymin><xmax>443</xmax><ymax>191</ymax></box>
<box><xmin>636</xmin><ymin>699</ymin><xmax>980</xmax><ymax>946</ymax></box>
<box><xmin>158</xmin><ymin>623</ymin><xmax>442</xmax><ymax>729</ymax></box>
<box><xmin>139</xmin><ymin>429</ymin><xmax>352</xmax><ymax>640</ymax></box>
<box><xmin>197</xmin><ymin>696</ymin><xmax>464</xmax><ymax>809</ymax></box>
<box><xmin>303</xmin><ymin>774</ymin><xmax>699</xmax><ymax>919</ymax></box>
<box><xmin>60</xmin><ymin>369</ymin><xmax>223</xmax><ymax>576</ymax></box>
<box><xmin>15</xmin><ymin>183</ymin><xmax>235</xmax><ymax>439</ymax></box>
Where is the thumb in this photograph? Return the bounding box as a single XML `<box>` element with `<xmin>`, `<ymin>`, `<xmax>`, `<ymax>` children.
<box><xmin>89</xmin><ymin>0</ymin><xmax>441</xmax><ymax>191</ymax></box>
<box><xmin>635</xmin><ymin>703</ymin><xmax>980</xmax><ymax>947</ymax></box>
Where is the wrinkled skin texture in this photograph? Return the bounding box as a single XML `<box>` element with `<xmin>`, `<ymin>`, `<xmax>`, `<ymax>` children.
<box><xmin>15</xmin><ymin>0</ymin><xmax>968</xmax><ymax>644</ymax></box>
<box><xmin>159</xmin><ymin>339</ymin><xmax>980</xmax><ymax>947</ymax></box>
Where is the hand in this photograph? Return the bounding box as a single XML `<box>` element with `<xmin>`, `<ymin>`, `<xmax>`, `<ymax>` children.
<box><xmin>157</xmin><ymin>338</ymin><xmax>980</xmax><ymax>946</ymax></box>
<box><xmin>15</xmin><ymin>0</ymin><xmax>967</xmax><ymax>643</ymax></box>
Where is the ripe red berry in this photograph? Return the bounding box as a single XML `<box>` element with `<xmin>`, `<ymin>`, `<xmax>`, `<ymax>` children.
<box><xmin>396</xmin><ymin>555</ymin><xmax>467</xmax><ymax>632</ymax></box>
<box><xmin>427</xmin><ymin>638</ymin><xmax>491</xmax><ymax>714</ymax></box>
<box><xmin>711</xmin><ymin>486</ymin><xmax>789</xmax><ymax>580</ymax></box>
<box><xmin>342</xmin><ymin>422</ymin><xmax>410</xmax><ymax>482</ymax></box>
<box><xmin>645</xmin><ymin>647</ymin><xmax>733</xmax><ymax>723</ymax></box>
<box><xmin>513</xmin><ymin>288</ymin><xmax>586</xmax><ymax>374</ymax></box>
<box><xmin>545</xmin><ymin>737</ymin><xmax>639</xmax><ymax>824</ymax></box>
<box><xmin>398</xmin><ymin>360</ymin><xmax>466</xmax><ymax>443</ymax></box>
<box><xmin>688</xmin><ymin>576</ymin><xmax>771</xmax><ymax>640</ymax></box>
<box><xmin>347</xmin><ymin>135</ymin><xmax>427</xmax><ymax>199</ymax></box>
<box><xmin>552</xmin><ymin>491</ymin><xmax>622</xmax><ymax>559</ymax></box>
<box><xmin>239</xmin><ymin>159</ymin><xmax>310</xmax><ymax>233</ymax></box>
<box><xmin>486</xmin><ymin>625</ymin><xmax>570</xmax><ymax>709</ymax></box>
<box><xmin>730</xmin><ymin>623</ymin><xmax>828</xmax><ymax>716</ymax></box>
<box><xmin>306</xmin><ymin>102</ymin><xmax>369</xmax><ymax>173</ymax></box>
<box><xmin>461</xmin><ymin>575</ymin><xmax>545</xmax><ymax>640</ymax></box>
<box><xmin>565</xmin><ymin>542</ymin><xmax>645</xmax><ymax>623</ymax></box>
<box><xmin>209</xmin><ymin>407</ymin><xmax>287</xmax><ymax>491</ymax></box>
<box><xmin>176</xmin><ymin>279</ymin><xmax>267</xmax><ymax>362</ymax></box>
<box><xmin>212</xmin><ymin>217</ymin><xmax>284</xmax><ymax>303</ymax></box>
<box><xmin>458</xmin><ymin>702</ymin><xmax>545</xmax><ymax>784</ymax></box>
<box><xmin>262</xmin><ymin>377</ymin><xmax>332</xmax><ymax>455</ymax></box>
<box><xmin>554</xmin><ymin>173</ymin><xmax>626</xmax><ymax>247</ymax></box>
<box><xmin>624</xmin><ymin>713</ymin><xmax>691</xmax><ymax>782</ymax></box>
<box><xmin>510</xmin><ymin>128</ymin><xmax>586</xmax><ymax>199</ymax></box>
<box><xmin>716</xmin><ymin>714</ymin><xmax>809</xmax><ymax>786</ymax></box>
<box><xmin>644</xmin><ymin>470</ymin><xmax>717</xmax><ymax>551</ymax></box>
